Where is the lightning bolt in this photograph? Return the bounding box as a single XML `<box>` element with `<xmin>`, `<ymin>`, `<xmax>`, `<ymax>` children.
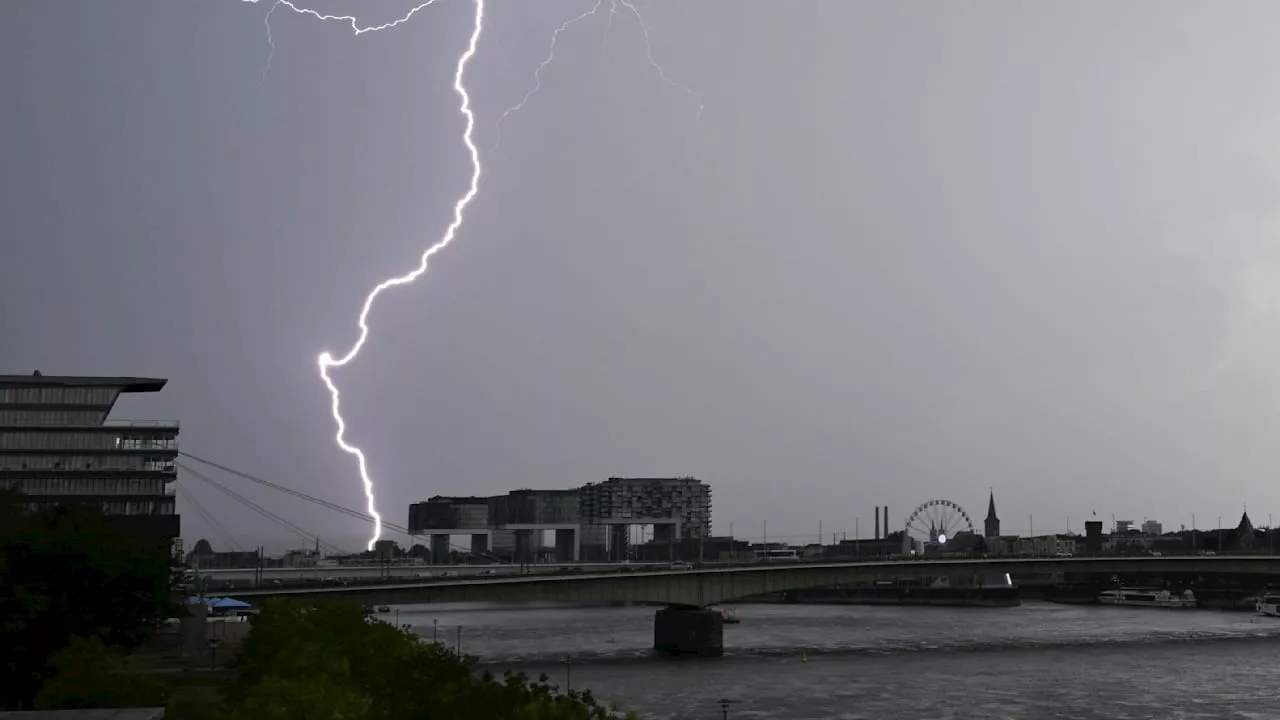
<box><xmin>492</xmin><ymin>0</ymin><xmax>605</xmax><ymax>152</ymax></box>
<box><xmin>245</xmin><ymin>0</ymin><xmax>481</xmax><ymax>550</ymax></box>
<box><xmin>245</xmin><ymin>0</ymin><xmax>699</xmax><ymax>551</ymax></box>
<box><xmin>252</xmin><ymin>0</ymin><xmax>447</xmax><ymax>83</ymax></box>
<box><xmin>493</xmin><ymin>0</ymin><xmax>701</xmax><ymax>151</ymax></box>
<box><xmin>617</xmin><ymin>0</ymin><xmax>703</xmax><ymax>120</ymax></box>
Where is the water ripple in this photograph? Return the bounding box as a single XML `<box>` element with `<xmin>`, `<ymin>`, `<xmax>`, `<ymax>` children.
<box><xmin>392</xmin><ymin>602</ymin><xmax>1280</xmax><ymax>718</ymax></box>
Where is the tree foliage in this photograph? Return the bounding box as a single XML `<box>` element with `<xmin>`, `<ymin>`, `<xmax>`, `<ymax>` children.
<box><xmin>0</xmin><ymin>489</ymin><xmax>177</xmax><ymax>709</ymax></box>
<box><xmin>32</xmin><ymin>636</ymin><xmax>169</xmax><ymax>710</ymax></box>
<box><xmin>224</xmin><ymin>600</ymin><xmax>637</xmax><ymax>720</ymax></box>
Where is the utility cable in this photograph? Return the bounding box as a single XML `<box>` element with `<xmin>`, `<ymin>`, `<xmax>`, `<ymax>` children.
<box><xmin>179</xmin><ymin>451</ymin><xmax>411</xmax><ymax>535</ymax></box>
<box><xmin>176</xmin><ymin>483</ymin><xmax>241</xmax><ymax>552</ymax></box>
<box><xmin>178</xmin><ymin>461</ymin><xmax>345</xmax><ymax>555</ymax></box>
<box><xmin>184</xmin><ymin>448</ymin><xmax>509</xmax><ymax>561</ymax></box>
<box><xmin>179</xmin><ymin>451</ymin><xmax>512</xmax><ymax>563</ymax></box>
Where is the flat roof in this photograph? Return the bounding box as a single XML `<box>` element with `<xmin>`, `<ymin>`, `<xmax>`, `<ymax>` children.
<box><xmin>0</xmin><ymin>375</ymin><xmax>168</xmax><ymax>393</ymax></box>
<box><xmin>421</xmin><ymin>495</ymin><xmax>493</xmax><ymax>504</ymax></box>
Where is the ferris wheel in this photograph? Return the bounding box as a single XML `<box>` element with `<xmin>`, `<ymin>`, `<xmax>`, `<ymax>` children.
<box><xmin>904</xmin><ymin>499</ymin><xmax>975</xmax><ymax>547</ymax></box>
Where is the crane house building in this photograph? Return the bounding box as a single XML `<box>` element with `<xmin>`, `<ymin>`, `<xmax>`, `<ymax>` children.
<box><xmin>0</xmin><ymin>372</ymin><xmax>180</xmax><ymax>549</ymax></box>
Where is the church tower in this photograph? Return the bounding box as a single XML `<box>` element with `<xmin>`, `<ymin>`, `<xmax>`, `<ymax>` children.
<box><xmin>984</xmin><ymin>490</ymin><xmax>1000</xmax><ymax>538</ymax></box>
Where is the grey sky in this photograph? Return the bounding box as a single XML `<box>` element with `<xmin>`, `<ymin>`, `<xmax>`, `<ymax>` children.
<box><xmin>4</xmin><ymin>0</ymin><xmax>1280</xmax><ymax>553</ymax></box>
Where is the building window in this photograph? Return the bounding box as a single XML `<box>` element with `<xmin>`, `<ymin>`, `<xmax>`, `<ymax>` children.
<box><xmin>0</xmin><ymin>431</ymin><xmax>177</xmax><ymax>451</ymax></box>
<box><xmin>0</xmin><ymin>476</ymin><xmax>165</xmax><ymax>496</ymax></box>
<box><xmin>0</xmin><ymin>387</ymin><xmax>117</xmax><ymax>406</ymax></box>
<box><xmin>0</xmin><ymin>410</ymin><xmax>104</xmax><ymax>425</ymax></box>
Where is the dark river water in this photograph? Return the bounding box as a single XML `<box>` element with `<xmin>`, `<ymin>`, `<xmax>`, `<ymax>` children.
<box><xmin>393</xmin><ymin>601</ymin><xmax>1280</xmax><ymax>719</ymax></box>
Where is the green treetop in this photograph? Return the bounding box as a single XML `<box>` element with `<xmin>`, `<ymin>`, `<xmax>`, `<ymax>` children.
<box><xmin>224</xmin><ymin>600</ymin><xmax>638</xmax><ymax>720</ymax></box>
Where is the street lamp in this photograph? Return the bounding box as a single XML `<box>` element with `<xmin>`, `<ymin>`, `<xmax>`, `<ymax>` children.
<box><xmin>563</xmin><ymin>656</ymin><xmax>573</xmax><ymax>693</ymax></box>
<box><xmin>433</xmin><ymin>618</ymin><xmax>438</xmax><ymax>644</ymax></box>
<box><xmin>718</xmin><ymin>698</ymin><xmax>735</xmax><ymax>719</ymax></box>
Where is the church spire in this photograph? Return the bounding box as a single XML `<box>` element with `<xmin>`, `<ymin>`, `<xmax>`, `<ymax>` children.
<box><xmin>984</xmin><ymin>489</ymin><xmax>1000</xmax><ymax>538</ymax></box>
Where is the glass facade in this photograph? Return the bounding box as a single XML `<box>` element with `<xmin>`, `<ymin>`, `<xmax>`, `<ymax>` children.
<box><xmin>0</xmin><ymin>410</ymin><xmax>108</xmax><ymax>425</ymax></box>
<box><xmin>0</xmin><ymin>477</ymin><xmax>169</xmax><ymax>495</ymax></box>
<box><xmin>409</xmin><ymin>496</ymin><xmax>492</xmax><ymax>532</ymax></box>
<box><xmin>579</xmin><ymin>477</ymin><xmax>712</xmax><ymax>537</ymax></box>
<box><xmin>0</xmin><ymin>386</ymin><xmax>119</xmax><ymax>405</ymax></box>
<box><xmin>0</xmin><ymin>375</ymin><xmax>180</xmax><ymax>542</ymax></box>
<box><xmin>0</xmin><ymin>430</ymin><xmax>178</xmax><ymax>451</ymax></box>
<box><xmin>0</xmin><ymin>454</ymin><xmax>175</xmax><ymax>471</ymax></box>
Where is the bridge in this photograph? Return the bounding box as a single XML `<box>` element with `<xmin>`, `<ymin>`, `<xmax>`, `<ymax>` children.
<box><xmin>187</xmin><ymin>561</ymin><xmax>673</xmax><ymax>591</ymax></box>
<box><xmin>225</xmin><ymin>555</ymin><xmax>1280</xmax><ymax>656</ymax></box>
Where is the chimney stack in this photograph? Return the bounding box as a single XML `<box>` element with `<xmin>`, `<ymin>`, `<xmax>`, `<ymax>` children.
<box><xmin>884</xmin><ymin>506</ymin><xmax>889</xmax><ymax>538</ymax></box>
<box><xmin>875</xmin><ymin>506</ymin><xmax>881</xmax><ymax>540</ymax></box>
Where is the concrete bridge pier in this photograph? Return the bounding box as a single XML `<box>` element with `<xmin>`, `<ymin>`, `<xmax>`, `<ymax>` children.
<box><xmin>554</xmin><ymin>529</ymin><xmax>578</xmax><ymax>562</ymax></box>
<box><xmin>653</xmin><ymin>607</ymin><xmax>723</xmax><ymax>658</ymax></box>
<box><xmin>610</xmin><ymin>525</ymin><xmax>629</xmax><ymax>562</ymax></box>
<box><xmin>429</xmin><ymin>534</ymin><xmax>450</xmax><ymax>564</ymax></box>
<box><xmin>470</xmin><ymin>534</ymin><xmax>489</xmax><ymax>556</ymax></box>
<box><xmin>514</xmin><ymin>529</ymin><xmax>534</xmax><ymax>564</ymax></box>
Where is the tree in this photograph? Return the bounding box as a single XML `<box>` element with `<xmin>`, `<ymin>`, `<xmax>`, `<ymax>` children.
<box><xmin>32</xmin><ymin>636</ymin><xmax>169</xmax><ymax>710</ymax></box>
<box><xmin>0</xmin><ymin>490</ymin><xmax>177</xmax><ymax>709</ymax></box>
<box><xmin>225</xmin><ymin>600</ymin><xmax>637</xmax><ymax>720</ymax></box>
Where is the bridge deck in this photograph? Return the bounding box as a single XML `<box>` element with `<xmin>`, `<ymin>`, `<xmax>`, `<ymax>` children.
<box><xmin>224</xmin><ymin>556</ymin><xmax>1280</xmax><ymax>608</ymax></box>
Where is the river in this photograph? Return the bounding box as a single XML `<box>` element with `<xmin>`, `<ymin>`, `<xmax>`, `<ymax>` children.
<box><xmin>394</xmin><ymin>601</ymin><xmax>1280</xmax><ymax>719</ymax></box>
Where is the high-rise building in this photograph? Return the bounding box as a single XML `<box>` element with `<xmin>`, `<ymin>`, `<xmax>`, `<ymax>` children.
<box><xmin>984</xmin><ymin>490</ymin><xmax>1000</xmax><ymax>538</ymax></box>
<box><xmin>0</xmin><ymin>372</ymin><xmax>180</xmax><ymax>546</ymax></box>
<box><xmin>408</xmin><ymin>495</ymin><xmax>492</xmax><ymax>533</ymax></box>
<box><xmin>1141</xmin><ymin>520</ymin><xmax>1162</xmax><ymax>536</ymax></box>
<box><xmin>579</xmin><ymin>477</ymin><xmax>712</xmax><ymax>539</ymax></box>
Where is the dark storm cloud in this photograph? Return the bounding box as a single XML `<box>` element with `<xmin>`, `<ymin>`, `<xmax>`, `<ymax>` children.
<box><xmin>4</xmin><ymin>1</ymin><xmax>1280</xmax><ymax>550</ymax></box>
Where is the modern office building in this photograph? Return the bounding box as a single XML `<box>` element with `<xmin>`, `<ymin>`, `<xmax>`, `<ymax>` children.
<box><xmin>494</xmin><ymin>488</ymin><xmax>606</xmax><ymax>563</ymax></box>
<box><xmin>0</xmin><ymin>372</ymin><xmax>180</xmax><ymax>546</ymax></box>
<box><xmin>579</xmin><ymin>477</ymin><xmax>712</xmax><ymax>558</ymax></box>
<box><xmin>409</xmin><ymin>495</ymin><xmax>492</xmax><ymax>532</ymax></box>
<box><xmin>403</xmin><ymin>477</ymin><xmax>713</xmax><ymax>563</ymax></box>
<box><xmin>408</xmin><ymin>495</ymin><xmax>501</xmax><ymax>562</ymax></box>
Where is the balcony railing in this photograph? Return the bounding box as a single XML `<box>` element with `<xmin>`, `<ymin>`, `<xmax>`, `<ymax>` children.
<box><xmin>103</xmin><ymin>420</ymin><xmax>180</xmax><ymax>428</ymax></box>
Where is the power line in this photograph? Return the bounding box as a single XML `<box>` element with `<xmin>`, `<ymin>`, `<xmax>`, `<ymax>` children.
<box><xmin>180</xmin><ymin>461</ymin><xmax>325</xmax><ymax>550</ymax></box>
<box><xmin>176</xmin><ymin>483</ymin><xmax>240</xmax><ymax>552</ymax></box>
<box><xmin>178</xmin><ymin>451</ymin><xmax>513</xmax><ymax>563</ymax></box>
<box><xmin>179</xmin><ymin>451</ymin><xmax>412</xmax><ymax>535</ymax></box>
<box><xmin>178</xmin><ymin>461</ymin><xmax>346</xmax><ymax>555</ymax></box>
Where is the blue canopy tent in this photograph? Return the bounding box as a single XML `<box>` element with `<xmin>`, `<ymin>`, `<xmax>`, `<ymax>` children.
<box><xmin>210</xmin><ymin>597</ymin><xmax>251</xmax><ymax>610</ymax></box>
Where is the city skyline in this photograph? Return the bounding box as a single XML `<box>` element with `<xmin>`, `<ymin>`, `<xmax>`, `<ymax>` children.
<box><xmin>6</xmin><ymin>2</ymin><xmax>1280</xmax><ymax>552</ymax></box>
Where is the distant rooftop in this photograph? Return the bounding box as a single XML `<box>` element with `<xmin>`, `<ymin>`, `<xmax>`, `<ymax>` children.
<box><xmin>597</xmin><ymin>477</ymin><xmax>705</xmax><ymax>485</ymax></box>
<box><xmin>424</xmin><ymin>495</ymin><xmax>493</xmax><ymax>504</ymax></box>
<box><xmin>0</xmin><ymin>373</ymin><xmax>167</xmax><ymax>393</ymax></box>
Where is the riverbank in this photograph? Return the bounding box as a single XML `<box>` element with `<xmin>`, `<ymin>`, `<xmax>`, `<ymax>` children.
<box><xmin>739</xmin><ymin>585</ymin><xmax>1022</xmax><ymax>607</ymax></box>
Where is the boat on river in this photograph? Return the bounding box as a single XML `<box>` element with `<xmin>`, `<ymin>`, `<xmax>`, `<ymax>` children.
<box><xmin>1256</xmin><ymin>593</ymin><xmax>1280</xmax><ymax>617</ymax></box>
<box><xmin>1098</xmin><ymin>588</ymin><xmax>1196</xmax><ymax>608</ymax></box>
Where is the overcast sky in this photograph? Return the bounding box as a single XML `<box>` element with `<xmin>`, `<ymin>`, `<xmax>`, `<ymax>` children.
<box><xmin>5</xmin><ymin>0</ymin><xmax>1280</xmax><ymax>553</ymax></box>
